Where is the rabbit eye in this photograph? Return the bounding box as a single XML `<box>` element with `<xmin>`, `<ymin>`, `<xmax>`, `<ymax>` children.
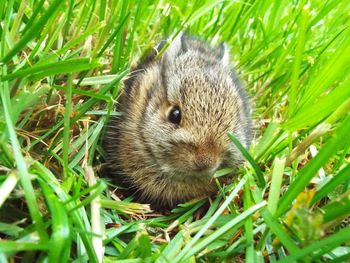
<box><xmin>168</xmin><ymin>106</ymin><xmax>181</xmax><ymax>124</ymax></box>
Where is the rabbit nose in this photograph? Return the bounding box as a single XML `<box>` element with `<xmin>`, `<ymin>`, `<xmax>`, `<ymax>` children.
<box><xmin>194</xmin><ymin>155</ymin><xmax>216</xmax><ymax>171</ymax></box>
<box><xmin>194</xmin><ymin>140</ymin><xmax>220</xmax><ymax>172</ymax></box>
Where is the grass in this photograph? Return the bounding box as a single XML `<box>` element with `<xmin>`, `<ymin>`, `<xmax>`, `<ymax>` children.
<box><xmin>0</xmin><ymin>0</ymin><xmax>350</xmax><ymax>262</ymax></box>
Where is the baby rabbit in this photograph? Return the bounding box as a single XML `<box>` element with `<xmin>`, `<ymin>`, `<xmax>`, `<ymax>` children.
<box><xmin>104</xmin><ymin>32</ymin><xmax>252</xmax><ymax>208</ymax></box>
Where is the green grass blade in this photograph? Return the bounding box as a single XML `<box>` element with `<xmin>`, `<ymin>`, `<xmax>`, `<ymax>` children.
<box><xmin>0</xmin><ymin>0</ymin><xmax>64</xmax><ymax>63</ymax></box>
<box><xmin>267</xmin><ymin>157</ymin><xmax>286</xmax><ymax>215</ymax></box>
<box><xmin>276</xmin><ymin>115</ymin><xmax>350</xmax><ymax>217</ymax></box>
<box><xmin>31</xmin><ymin>161</ymin><xmax>99</xmax><ymax>262</ymax></box>
<box><xmin>279</xmin><ymin>227</ymin><xmax>350</xmax><ymax>262</ymax></box>
<box><xmin>173</xmin><ymin>177</ymin><xmax>247</xmax><ymax>262</ymax></box>
<box><xmin>284</xmin><ymin>77</ymin><xmax>350</xmax><ymax>130</ymax></box>
<box><xmin>180</xmin><ymin>201</ymin><xmax>266</xmax><ymax>261</ymax></box>
<box><xmin>248</xmin><ymin>175</ymin><xmax>301</xmax><ymax>255</ymax></box>
<box><xmin>1</xmin><ymin>58</ymin><xmax>102</xmax><ymax>81</ymax></box>
<box><xmin>322</xmin><ymin>195</ymin><xmax>350</xmax><ymax>224</ymax></box>
<box><xmin>62</xmin><ymin>74</ymin><xmax>73</xmax><ymax>179</ymax></box>
<box><xmin>0</xmin><ymin>241</ymin><xmax>48</xmax><ymax>252</ymax></box>
<box><xmin>0</xmin><ymin>68</ymin><xmax>48</xmax><ymax>242</ymax></box>
<box><xmin>39</xmin><ymin>179</ymin><xmax>71</xmax><ymax>263</ymax></box>
<box><xmin>312</xmin><ymin>164</ymin><xmax>350</xmax><ymax>205</ymax></box>
<box><xmin>244</xmin><ymin>180</ymin><xmax>254</xmax><ymax>261</ymax></box>
<box><xmin>228</xmin><ymin>132</ymin><xmax>266</xmax><ymax>188</ymax></box>
<box><xmin>155</xmin><ymin>232</ymin><xmax>185</xmax><ymax>263</ymax></box>
<box><xmin>288</xmin><ymin>5</ymin><xmax>309</xmax><ymax>117</ymax></box>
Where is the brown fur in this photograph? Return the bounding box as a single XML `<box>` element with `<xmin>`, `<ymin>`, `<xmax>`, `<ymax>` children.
<box><xmin>104</xmin><ymin>33</ymin><xmax>252</xmax><ymax>208</ymax></box>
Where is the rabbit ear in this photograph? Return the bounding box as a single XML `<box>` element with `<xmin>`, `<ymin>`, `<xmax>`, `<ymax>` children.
<box><xmin>216</xmin><ymin>43</ymin><xmax>230</xmax><ymax>67</ymax></box>
<box><xmin>161</xmin><ymin>31</ymin><xmax>186</xmax><ymax>63</ymax></box>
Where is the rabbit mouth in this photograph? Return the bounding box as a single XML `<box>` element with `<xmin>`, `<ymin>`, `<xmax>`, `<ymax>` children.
<box><xmin>191</xmin><ymin>165</ymin><xmax>219</xmax><ymax>175</ymax></box>
<box><xmin>160</xmin><ymin>163</ymin><xmax>220</xmax><ymax>179</ymax></box>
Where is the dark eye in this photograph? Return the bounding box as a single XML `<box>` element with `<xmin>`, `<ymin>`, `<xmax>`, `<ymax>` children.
<box><xmin>167</xmin><ymin>106</ymin><xmax>181</xmax><ymax>124</ymax></box>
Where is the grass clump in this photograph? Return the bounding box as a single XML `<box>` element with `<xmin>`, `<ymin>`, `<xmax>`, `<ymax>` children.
<box><xmin>1</xmin><ymin>0</ymin><xmax>350</xmax><ymax>262</ymax></box>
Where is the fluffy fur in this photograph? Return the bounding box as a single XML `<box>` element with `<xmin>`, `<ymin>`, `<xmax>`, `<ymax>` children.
<box><xmin>104</xmin><ymin>33</ymin><xmax>252</xmax><ymax>208</ymax></box>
